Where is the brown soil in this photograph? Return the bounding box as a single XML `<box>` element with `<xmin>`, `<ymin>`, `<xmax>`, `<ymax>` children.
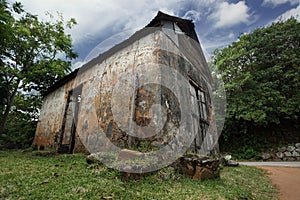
<box><xmin>257</xmin><ymin>166</ymin><xmax>300</xmax><ymax>200</ymax></box>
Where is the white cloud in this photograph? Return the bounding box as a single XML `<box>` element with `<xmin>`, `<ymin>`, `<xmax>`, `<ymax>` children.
<box><xmin>8</xmin><ymin>0</ymin><xmax>222</xmax><ymax>62</ymax></box>
<box><xmin>275</xmin><ymin>5</ymin><xmax>300</xmax><ymax>21</ymax></box>
<box><xmin>12</xmin><ymin>0</ymin><xmax>183</xmax><ymax>46</ymax></box>
<box><xmin>209</xmin><ymin>1</ymin><xmax>253</xmax><ymax>28</ymax></box>
<box><xmin>5</xmin><ymin>0</ymin><xmax>268</xmax><ymax>61</ymax></box>
<box><xmin>183</xmin><ymin>10</ymin><xmax>201</xmax><ymax>22</ymax></box>
<box><xmin>263</xmin><ymin>0</ymin><xmax>299</xmax><ymax>7</ymax></box>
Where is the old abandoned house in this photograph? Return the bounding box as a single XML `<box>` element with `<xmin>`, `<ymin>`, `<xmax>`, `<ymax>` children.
<box><xmin>33</xmin><ymin>11</ymin><xmax>218</xmax><ymax>159</ymax></box>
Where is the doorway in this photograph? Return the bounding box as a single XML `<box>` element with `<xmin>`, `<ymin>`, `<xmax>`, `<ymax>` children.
<box><xmin>58</xmin><ymin>85</ymin><xmax>82</xmax><ymax>153</ymax></box>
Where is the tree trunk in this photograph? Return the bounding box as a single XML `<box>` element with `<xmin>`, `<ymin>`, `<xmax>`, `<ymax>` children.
<box><xmin>0</xmin><ymin>82</ymin><xmax>19</xmax><ymax>135</ymax></box>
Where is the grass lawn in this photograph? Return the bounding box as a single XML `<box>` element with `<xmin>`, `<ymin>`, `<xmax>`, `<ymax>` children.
<box><xmin>0</xmin><ymin>150</ymin><xmax>277</xmax><ymax>199</ymax></box>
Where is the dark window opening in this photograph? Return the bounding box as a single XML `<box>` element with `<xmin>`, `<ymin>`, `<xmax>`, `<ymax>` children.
<box><xmin>189</xmin><ymin>78</ymin><xmax>209</xmax><ymax>150</ymax></box>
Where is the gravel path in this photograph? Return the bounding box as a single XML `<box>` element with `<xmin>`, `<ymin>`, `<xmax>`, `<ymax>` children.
<box><xmin>240</xmin><ymin>162</ymin><xmax>300</xmax><ymax>199</ymax></box>
<box><xmin>257</xmin><ymin>166</ymin><xmax>300</xmax><ymax>200</ymax></box>
<box><xmin>240</xmin><ymin>162</ymin><xmax>300</xmax><ymax>200</ymax></box>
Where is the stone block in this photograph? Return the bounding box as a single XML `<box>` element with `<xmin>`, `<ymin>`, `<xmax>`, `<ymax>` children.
<box><xmin>227</xmin><ymin>160</ymin><xmax>239</xmax><ymax>167</ymax></box>
<box><xmin>262</xmin><ymin>153</ymin><xmax>271</xmax><ymax>161</ymax></box>
<box><xmin>276</xmin><ymin>152</ymin><xmax>284</xmax><ymax>159</ymax></box>
<box><xmin>284</xmin><ymin>151</ymin><xmax>292</xmax><ymax>157</ymax></box>
<box><xmin>278</xmin><ymin>147</ymin><xmax>286</xmax><ymax>152</ymax></box>
<box><xmin>287</xmin><ymin>146</ymin><xmax>296</xmax><ymax>152</ymax></box>
<box><xmin>295</xmin><ymin>143</ymin><xmax>300</xmax><ymax>148</ymax></box>
<box><xmin>175</xmin><ymin>154</ymin><xmax>220</xmax><ymax>180</ymax></box>
<box><xmin>185</xmin><ymin>164</ymin><xmax>194</xmax><ymax>177</ymax></box>
<box><xmin>118</xmin><ymin>149</ymin><xmax>145</xmax><ymax>161</ymax></box>
<box><xmin>292</xmin><ymin>151</ymin><xmax>300</xmax><ymax>157</ymax></box>
<box><xmin>193</xmin><ymin>166</ymin><xmax>212</xmax><ymax>180</ymax></box>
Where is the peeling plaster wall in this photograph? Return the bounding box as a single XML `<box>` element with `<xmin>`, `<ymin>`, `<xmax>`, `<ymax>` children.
<box><xmin>34</xmin><ymin>29</ymin><xmax>218</xmax><ymax>155</ymax></box>
<box><xmin>76</xmin><ymin>31</ymin><xmax>162</xmax><ymax>153</ymax></box>
<box><xmin>155</xmin><ymin>30</ymin><xmax>217</xmax><ymax>155</ymax></box>
<box><xmin>34</xmin><ymin>81</ymin><xmax>73</xmax><ymax>149</ymax></box>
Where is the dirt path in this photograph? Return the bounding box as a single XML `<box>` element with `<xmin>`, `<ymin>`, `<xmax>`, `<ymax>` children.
<box><xmin>257</xmin><ymin>166</ymin><xmax>300</xmax><ymax>200</ymax></box>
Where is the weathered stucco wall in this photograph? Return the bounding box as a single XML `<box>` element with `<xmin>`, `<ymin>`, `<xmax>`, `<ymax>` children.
<box><xmin>34</xmin><ymin>80</ymin><xmax>74</xmax><ymax>149</ymax></box>
<box><xmin>34</xmin><ymin>31</ymin><xmax>161</xmax><ymax>151</ymax></box>
<box><xmin>34</xmin><ymin>28</ymin><xmax>217</xmax><ymax>156</ymax></box>
<box><xmin>77</xmin><ymin>31</ymin><xmax>164</xmax><ymax>153</ymax></box>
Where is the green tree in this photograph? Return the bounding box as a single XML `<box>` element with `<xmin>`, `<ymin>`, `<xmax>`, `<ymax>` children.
<box><xmin>1</xmin><ymin>93</ymin><xmax>41</xmax><ymax>148</ymax></box>
<box><xmin>212</xmin><ymin>18</ymin><xmax>300</xmax><ymax>153</ymax></box>
<box><xmin>0</xmin><ymin>1</ymin><xmax>77</xmax><ymax>141</ymax></box>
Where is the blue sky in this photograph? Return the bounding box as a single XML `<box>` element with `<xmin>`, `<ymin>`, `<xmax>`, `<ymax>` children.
<box><xmin>11</xmin><ymin>0</ymin><xmax>300</xmax><ymax>68</ymax></box>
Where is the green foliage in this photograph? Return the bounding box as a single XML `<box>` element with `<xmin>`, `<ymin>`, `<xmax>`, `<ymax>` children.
<box><xmin>0</xmin><ymin>151</ymin><xmax>277</xmax><ymax>199</ymax></box>
<box><xmin>212</xmin><ymin>18</ymin><xmax>300</xmax><ymax>153</ymax></box>
<box><xmin>231</xmin><ymin>147</ymin><xmax>260</xmax><ymax>160</ymax></box>
<box><xmin>0</xmin><ymin>93</ymin><xmax>41</xmax><ymax>148</ymax></box>
<box><xmin>1</xmin><ymin>1</ymin><xmax>77</xmax><ymax>95</ymax></box>
<box><xmin>0</xmin><ymin>1</ymin><xmax>77</xmax><ymax>146</ymax></box>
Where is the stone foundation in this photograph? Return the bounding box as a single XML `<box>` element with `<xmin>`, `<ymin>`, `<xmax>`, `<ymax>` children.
<box><xmin>262</xmin><ymin>143</ymin><xmax>300</xmax><ymax>161</ymax></box>
<box><xmin>173</xmin><ymin>154</ymin><xmax>220</xmax><ymax>180</ymax></box>
<box><xmin>87</xmin><ymin>152</ymin><xmax>220</xmax><ymax>181</ymax></box>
